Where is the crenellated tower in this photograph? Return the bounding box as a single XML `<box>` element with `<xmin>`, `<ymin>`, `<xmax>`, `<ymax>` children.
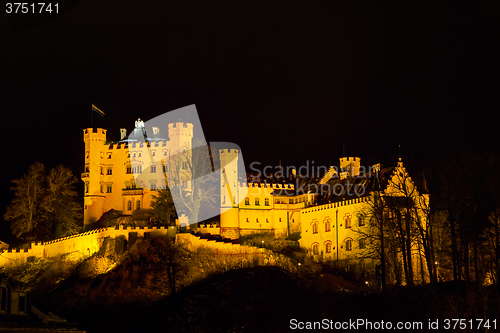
<box><xmin>82</xmin><ymin>128</ymin><xmax>107</xmax><ymax>226</ymax></box>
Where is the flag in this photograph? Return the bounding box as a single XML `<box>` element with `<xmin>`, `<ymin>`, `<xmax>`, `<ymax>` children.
<box><xmin>92</xmin><ymin>104</ymin><xmax>105</xmax><ymax>117</ymax></box>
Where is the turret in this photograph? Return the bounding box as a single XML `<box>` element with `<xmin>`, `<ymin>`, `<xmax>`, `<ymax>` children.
<box><xmin>219</xmin><ymin>148</ymin><xmax>241</xmax><ymax>239</ymax></box>
<box><xmin>82</xmin><ymin>128</ymin><xmax>107</xmax><ymax>226</ymax></box>
<box><xmin>339</xmin><ymin>157</ymin><xmax>361</xmax><ymax>178</ymax></box>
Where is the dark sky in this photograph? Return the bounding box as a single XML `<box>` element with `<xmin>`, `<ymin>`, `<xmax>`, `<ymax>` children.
<box><xmin>1</xmin><ymin>1</ymin><xmax>499</xmax><ymax>231</ymax></box>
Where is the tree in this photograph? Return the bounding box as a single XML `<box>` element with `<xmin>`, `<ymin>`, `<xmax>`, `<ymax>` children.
<box><xmin>149</xmin><ymin>187</ymin><xmax>177</xmax><ymax>226</ymax></box>
<box><xmin>41</xmin><ymin>165</ymin><xmax>82</xmax><ymax>238</ymax></box>
<box><xmin>4</xmin><ymin>163</ymin><xmax>82</xmax><ymax>241</ymax></box>
<box><xmin>165</xmin><ymin>144</ymin><xmax>219</xmax><ymax>225</ymax></box>
<box><xmin>4</xmin><ymin>162</ymin><xmax>45</xmax><ymax>240</ymax></box>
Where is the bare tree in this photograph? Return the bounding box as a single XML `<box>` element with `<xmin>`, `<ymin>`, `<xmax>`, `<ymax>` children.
<box><xmin>4</xmin><ymin>162</ymin><xmax>46</xmax><ymax>240</ymax></box>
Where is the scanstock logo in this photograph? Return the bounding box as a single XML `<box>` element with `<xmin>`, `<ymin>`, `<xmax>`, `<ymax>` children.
<box><xmin>125</xmin><ymin>105</ymin><xmax>248</xmax><ymax>224</ymax></box>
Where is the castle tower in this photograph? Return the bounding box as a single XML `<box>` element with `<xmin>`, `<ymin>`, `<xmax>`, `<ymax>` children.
<box><xmin>168</xmin><ymin>122</ymin><xmax>193</xmax><ymax>155</ymax></box>
<box><xmin>219</xmin><ymin>148</ymin><xmax>240</xmax><ymax>239</ymax></box>
<box><xmin>82</xmin><ymin>128</ymin><xmax>107</xmax><ymax>226</ymax></box>
<box><xmin>339</xmin><ymin>157</ymin><xmax>361</xmax><ymax>178</ymax></box>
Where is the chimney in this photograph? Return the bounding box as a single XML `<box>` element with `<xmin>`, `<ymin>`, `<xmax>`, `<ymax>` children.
<box><xmin>120</xmin><ymin>128</ymin><xmax>127</xmax><ymax>140</ymax></box>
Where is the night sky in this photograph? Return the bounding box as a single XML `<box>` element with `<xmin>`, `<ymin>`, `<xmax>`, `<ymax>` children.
<box><xmin>1</xmin><ymin>1</ymin><xmax>499</xmax><ymax>236</ymax></box>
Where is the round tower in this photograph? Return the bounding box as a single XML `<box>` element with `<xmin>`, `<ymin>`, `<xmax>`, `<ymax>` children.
<box><xmin>82</xmin><ymin>128</ymin><xmax>107</xmax><ymax>227</ymax></box>
<box><xmin>219</xmin><ymin>148</ymin><xmax>241</xmax><ymax>239</ymax></box>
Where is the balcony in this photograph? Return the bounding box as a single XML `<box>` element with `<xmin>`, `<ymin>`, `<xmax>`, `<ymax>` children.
<box><xmin>122</xmin><ymin>187</ymin><xmax>144</xmax><ymax>196</ymax></box>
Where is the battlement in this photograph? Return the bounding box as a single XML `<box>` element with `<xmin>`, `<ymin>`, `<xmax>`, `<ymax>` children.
<box><xmin>168</xmin><ymin>122</ymin><xmax>194</xmax><ymax>137</ymax></box>
<box><xmin>241</xmin><ymin>182</ymin><xmax>295</xmax><ymax>189</ymax></box>
<box><xmin>219</xmin><ymin>148</ymin><xmax>240</xmax><ymax>154</ymax></box>
<box><xmin>83</xmin><ymin>128</ymin><xmax>107</xmax><ymax>141</ymax></box>
<box><xmin>301</xmin><ymin>196</ymin><xmax>369</xmax><ymax>214</ymax></box>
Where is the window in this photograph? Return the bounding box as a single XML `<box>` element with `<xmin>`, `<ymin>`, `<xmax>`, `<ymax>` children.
<box><xmin>136</xmin><ymin>200</ymin><xmax>141</xmax><ymax>210</ymax></box>
<box><xmin>85</xmin><ymin>182</ymin><xmax>89</xmax><ymax>193</ymax></box>
<box><xmin>18</xmin><ymin>295</ymin><xmax>25</xmax><ymax>312</ymax></box>
<box><xmin>265</xmin><ymin>198</ymin><xmax>269</xmax><ymax>206</ymax></box>
<box><xmin>358</xmin><ymin>215</ymin><xmax>365</xmax><ymax>226</ymax></box>
<box><xmin>106</xmin><ymin>183</ymin><xmax>112</xmax><ymax>193</ymax></box>
<box><xmin>163</xmin><ymin>150</ymin><xmax>168</xmax><ymax>156</ymax></box>
<box><xmin>107</xmin><ymin>168</ymin><xmax>112</xmax><ymax>175</ymax></box>
<box><xmin>152</xmin><ymin>151</ymin><xmax>156</xmax><ymax>156</ymax></box>
<box><xmin>1</xmin><ymin>287</ymin><xmax>7</xmax><ymax>311</ymax></box>
<box><xmin>100</xmin><ymin>183</ymin><xmax>104</xmax><ymax>193</ymax></box>
<box><xmin>182</xmin><ymin>161</ymin><xmax>188</xmax><ymax>169</ymax></box>
<box><xmin>151</xmin><ymin>183</ymin><xmax>158</xmax><ymax>190</ymax></box>
<box><xmin>151</xmin><ymin>165</ymin><xmax>156</xmax><ymax>173</ymax></box>
<box><xmin>138</xmin><ymin>152</ymin><xmax>142</xmax><ymax>157</ymax></box>
<box><xmin>246</xmin><ymin>218</ymin><xmax>249</xmax><ymax>222</ymax></box>
<box><xmin>266</xmin><ymin>218</ymin><xmax>269</xmax><ymax>223</ymax></box>
<box><xmin>359</xmin><ymin>238</ymin><xmax>366</xmax><ymax>249</ymax></box>
<box><xmin>127</xmin><ymin>200</ymin><xmax>132</xmax><ymax>211</ymax></box>
<box><xmin>100</xmin><ymin>167</ymin><xmax>104</xmax><ymax>175</ymax></box>
<box><xmin>345</xmin><ymin>239</ymin><xmax>352</xmax><ymax>251</ymax></box>
<box><xmin>85</xmin><ymin>166</ymin><xmax>89</xmax><ymax>173</ymax></box>
<box><xmin>163</xmin><ymin>164</ymin><xmax>168</xmax><ymax>173</ymax></box>
<box><xmin>325</xmin><ymin>241</ymin><xmax>332</xmax><ymax>254</ymax></box>
<box><xmin>312</xmin><ymin>243</ymin><xmax>319</xmax><ymax>255</ymax></box>
<box><xmin>107</xmin><ymin>153</ymin><xmax>112</xmax><ymax>159</ymax></box>
<box><xmin>325</xmin><ymin>218</ymin><xmax>331</xmax><ymax>232</ymax></box>
<box><xmin>312</xmin><ymin>220</ymin><xmax>318</xmax><ymax>234</ymax></box>
<box><xmin>344</xmin><ymin>213</ymin><xmax>352</xmax><ymax>228</ymax></box>
<box><xmin>245</xmin><ymin>197</ymin><xmax>250</xmax><ymax>205</ymax></box>
<box><xmin>126</xmin><ymin>165</ymin><xmax>132</xmax><ymax>174</ymax></box>
<box><xmin>86</xmin><ymin>151</ymin><xmax>89</xmax><ymax>159</ymax></box>
<box><xmin>255</xmin><ymin>198</ymin><xmax>260</xmax><ymax>206</ymax></box>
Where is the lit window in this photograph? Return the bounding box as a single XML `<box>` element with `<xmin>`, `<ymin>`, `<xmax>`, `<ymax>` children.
<box><xmin>325</xmin><ymin>241</ymin><xmax>332</xmax><ymax>253</ymax></box>
<box><xmin>325</xmin><ymin>218</ymin><xmax>331</xmax><ymax>232</ymax></box>
<box><xmin>245</xmin><ymin>197</ymin><xmax>250</xmax><ymax>205</ymax></box>
<box><xmin>346</xmin><ymin>239</ymin><xmax>352</xmax><ymax>251</ymax></box>
<box><xmin>344</xmin><ymin>213</ymin><xmax>352</xmax><ymax>228</ymax></box>
<box><xmin>255</xmin><ymin>198</ymin><xmax>260</xmax><ymax>206</ymax></box>
<box><xmin>312</xmin><ymin>243</ymin><xmax>319</xmax><ymax>255</ymax></box>
<box><xmin>265</xmin><ymin>198</ymin><xmax>269</xmax><ymax>206</ymax></box>
<box><xmin>312</xmin><ymin>220</ymin><xmax>318</xmax><ymax>234</ymax></box>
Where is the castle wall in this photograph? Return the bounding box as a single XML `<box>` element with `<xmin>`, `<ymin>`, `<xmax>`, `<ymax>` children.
<box><xmin>0</xmin><ymin>227</ymin><xmax>169</xmax><ymax>269</ymax></box>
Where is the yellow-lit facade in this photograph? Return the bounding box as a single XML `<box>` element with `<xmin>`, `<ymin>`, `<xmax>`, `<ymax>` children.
<box><xmin>82</xmin><ymin>121</ymin><xmax>193</xmax><ymax>226</ymax></box>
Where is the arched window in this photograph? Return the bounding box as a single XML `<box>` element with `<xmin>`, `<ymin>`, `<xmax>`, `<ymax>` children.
<box><xmin>324</xmin><ymin>217</ymin><xmax>331</xmax><ymax>232</ymax></box>
<box><xmin>245</xmin><ymin>197</ymin><xmax>250</xmax><ymax>205</ymax></box>
<box><xmin>312</xmin><ymin>220</ymin><xmax>318</xmax><ymax>234</ymax></box>
<box><xmin>136</xmin><ymin>200</ymin><xmax>141</xmax><ymax>210</ymax></box>
<box><xmin>312</xmin><ymin>243</ymin><xmax>319</xmax><ymax>255</ymax></box>
<box><xmin>255</xmin><ymin>198</ymin><xmax>260</xmax><ymax>206</ymax></box>
<box><xmin>325</xmin><ymin>241</ymin><xmax>332</xmax><ymax>254</ymax></box>
<box><xmin>127</xmin><ymin>200</ymin><xmax>132</xmax><ymax>211</ymax></box>
<box><xmin>345</xmin><ymin>239</ymin><xmax>353</xmax><ymax>251</ymax></box>
<box><xmin>344</xmin><ymin>213</ymin><xmax>352</xmax><ymax>228</ymax></box>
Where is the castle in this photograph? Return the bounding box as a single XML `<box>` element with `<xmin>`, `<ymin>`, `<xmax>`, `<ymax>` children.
<box><xmin>81</xmin><ymin>119</ymin><xmax>430</xmax><ymax>277</ymax></box>
<box><xmin>82</xmin><ymin>120</ymin><xmax>193</xmax><ymax>226</ymax></box>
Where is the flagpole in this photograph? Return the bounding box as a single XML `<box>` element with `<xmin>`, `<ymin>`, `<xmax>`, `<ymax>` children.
<box><xmin>91</xmin><ymin>104</ymin><xmax>94</xmax><ymax>129</ymax></box>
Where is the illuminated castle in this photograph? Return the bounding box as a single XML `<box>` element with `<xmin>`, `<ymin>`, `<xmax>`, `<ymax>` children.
<box><xmin>81</xmin><ymin>120</ymin><xmax>193</xmax><ymax>226</ymax></box>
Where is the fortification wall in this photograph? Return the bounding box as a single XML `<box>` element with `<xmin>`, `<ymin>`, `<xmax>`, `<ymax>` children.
<box><xmin>176</xmin><ymin>233</ymin><xmax>265</xmax><ymax>255</ymax></box>
<box><xmin>0</xmin><ymin>226</ymin><xmax>169</xmax><ymax>269</ymax></box>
